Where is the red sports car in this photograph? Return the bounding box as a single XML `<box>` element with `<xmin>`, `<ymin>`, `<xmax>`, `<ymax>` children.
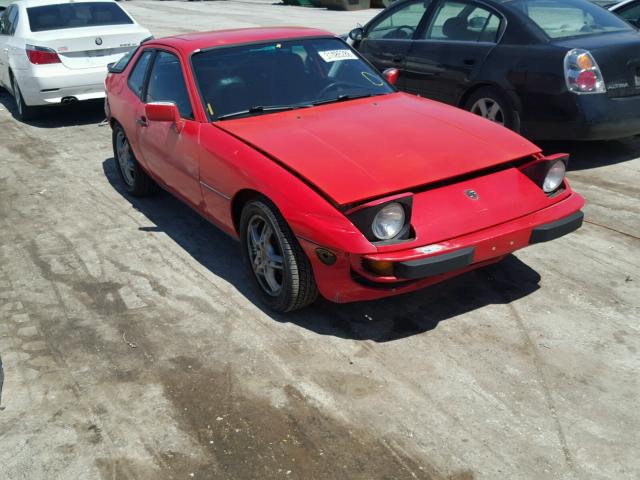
<box><xmin>105</xmin><ymin>27</ymin><xmax>585</xmax><ymax>312</ymax></box>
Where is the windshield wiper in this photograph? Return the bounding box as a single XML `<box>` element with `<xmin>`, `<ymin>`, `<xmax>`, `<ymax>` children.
<box><xmin>312</xmin><ymin>92</ymin><xmax>376</xmax><ymax>106</ymax></box>
<box><xmin>215</xmin><ymin>104</ymin><xmax>312</xmax><ymax>121</ymax></box>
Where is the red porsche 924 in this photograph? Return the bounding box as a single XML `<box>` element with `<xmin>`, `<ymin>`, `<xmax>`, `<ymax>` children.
<box><xmin>104</xmin><ymin>27</ymin><xmax>585</xmax><ymax>313</ymax></box>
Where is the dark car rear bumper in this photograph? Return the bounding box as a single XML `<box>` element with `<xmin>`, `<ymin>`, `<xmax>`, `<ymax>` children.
<box><xmin>522</xmin><ymin>93</ymin><xmax>640</xmax><ymax>141</ymax></box>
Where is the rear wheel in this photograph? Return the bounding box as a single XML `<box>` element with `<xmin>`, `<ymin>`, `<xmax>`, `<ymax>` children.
<box><xmin>11</xmin><ymin>76</ymin><xmax>37</xmax><ymax>121</ymax></box>
<box><xmin>464</xmin><ymin>87</ymin><xmax>518</xmax><ymax>132</ymax></box>
<box><xmin>240</xmin><ymin>198</ymin><xmax>318</xmax><ymax>313</ymax></box>
<box><xmin>112</xmin><ymin>123</ymin><xmax>155</xmax><ymax>196</ymax></box>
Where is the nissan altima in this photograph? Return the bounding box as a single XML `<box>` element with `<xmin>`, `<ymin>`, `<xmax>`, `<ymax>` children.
<box><xmin>105</xmin><ymin>28</ymin><xmax>584</xmax><ymax>312</ymax></box>
<box><xmin>350</xmin><ymin>0</ymin><xmax>640</xmax><ymax>140</ymax></box>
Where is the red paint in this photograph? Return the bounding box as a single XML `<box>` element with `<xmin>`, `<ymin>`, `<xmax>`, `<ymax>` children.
<box><xmin>106</xmin><ymin>28</ymin><xmax>585</xmax><ymax>304</ymax></box>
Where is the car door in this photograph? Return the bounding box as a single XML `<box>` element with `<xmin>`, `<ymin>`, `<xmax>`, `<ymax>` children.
<box><xmin>404</xmin><ymin>0</ymin><xmax>503</xmax><ymax>104</ymax></box>
<box><xmin>358</xmin><ymin>0</ymin><xmax>432</xmax><ymax>89</ymax></box>
<box><xmin>119</xmin><ymin>48</ymin><xmax>154</xmax><ymax>169</ymax></box>
<box><xmin>138</xmin><ymin>49</ymin><xmax>202</xmax><ymax>208</ymax></box>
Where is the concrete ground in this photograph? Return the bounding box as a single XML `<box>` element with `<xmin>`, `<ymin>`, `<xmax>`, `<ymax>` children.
<box><xmin>0</xmin><ymin>1</ymin><xmax>639</xmax><ymax>479</ymax></box>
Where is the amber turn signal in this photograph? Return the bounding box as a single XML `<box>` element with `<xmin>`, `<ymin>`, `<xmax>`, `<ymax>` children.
<box><xmin>362</xmin><ymin>259</ymin><xmax>394</xmax><ymax>276</ymax></box>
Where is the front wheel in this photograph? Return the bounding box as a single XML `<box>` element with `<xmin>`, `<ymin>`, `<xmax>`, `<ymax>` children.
<box><xmin>240</xmin><ymin>198</ymin><xmax>318</xmax><ymax>313</ymax></box>
<box><xmin>464</xmin><ymin>87</ymin><xmax>518</xmax><ymax>132</ymax></box>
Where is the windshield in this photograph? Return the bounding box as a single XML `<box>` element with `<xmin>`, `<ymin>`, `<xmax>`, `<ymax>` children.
<box><xmin>192</xmin><ymin>38</ymin><xmax>394</xmax><ymax>121</ymax></box>
<box><xmin>505</xmin><ymin>0</ymin><xmax>631</xmax><ymax>38</ymax></box>
<box><xmin>27</xmin><ymin>2</ymin><xmax>133</xmax><ymax>32</ymax></box>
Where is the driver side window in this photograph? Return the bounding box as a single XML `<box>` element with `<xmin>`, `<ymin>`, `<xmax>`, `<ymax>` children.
<box><xmin>367</xmin><ymin>0</ymin><xmax>431</xmax><ymax>40</ymax></box>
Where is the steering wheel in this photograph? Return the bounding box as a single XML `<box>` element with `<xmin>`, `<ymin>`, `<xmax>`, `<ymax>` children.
<box><xmin>317</xmin><ymin>81</ymin><xmax>363</xmax><ymax>99</ymax></box>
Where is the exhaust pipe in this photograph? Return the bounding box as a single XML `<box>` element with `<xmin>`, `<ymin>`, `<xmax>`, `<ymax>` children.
<box><xmin>61</xmin><ymin>96</ymin><xmax>78</xmax><ymax>104</ymax></box>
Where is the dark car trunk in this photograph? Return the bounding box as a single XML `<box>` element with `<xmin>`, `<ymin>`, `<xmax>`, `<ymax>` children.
<box><xmin>554</xmin><ymin>31</ymin><xmax>640</xmax><ymax>98</ymax></box>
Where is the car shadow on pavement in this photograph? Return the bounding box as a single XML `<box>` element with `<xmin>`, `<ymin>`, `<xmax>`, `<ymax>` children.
<box><xmin>539</xmin><ymin>137</ymin><xmax>640</xmax><ymax>171</ymax></box>
<box><xmin>0</xmin><ymin>89</ymin><xmax>105</xmax><ymax>128</ymax></box>
<box><xmin>104</xmin><ymin>157</ymin><xmax>541</xmax><ymax>343</ymax></box>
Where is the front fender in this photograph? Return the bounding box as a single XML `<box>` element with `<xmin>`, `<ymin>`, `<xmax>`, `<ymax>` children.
<box><xmin>198</xmin><ymin>124</ymin><xmax>376</xmax><ymax>255</ymax></box>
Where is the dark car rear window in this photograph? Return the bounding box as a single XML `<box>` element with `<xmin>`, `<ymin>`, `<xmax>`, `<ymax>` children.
<box><xmin>506</xmin><ymin>0</ymin><xmax>631</xmax><ymax>38</ymax></box>
<box><xmin>27</xmin><ymin>2</ymin><xmax>133</xmax><ymax>32</ymax></box>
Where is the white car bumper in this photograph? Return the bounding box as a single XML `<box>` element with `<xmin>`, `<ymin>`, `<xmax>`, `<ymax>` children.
<box><xmin>15</xmin><ymin>64</ymin><xmax>108</xmax><ymax>106</ymax></box>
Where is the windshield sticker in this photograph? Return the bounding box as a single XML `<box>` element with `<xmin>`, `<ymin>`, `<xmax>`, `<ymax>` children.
<box><xmin>318</xmin><ymin>49</ymin><xmax>358</xmax><ymax>63</ymax></box>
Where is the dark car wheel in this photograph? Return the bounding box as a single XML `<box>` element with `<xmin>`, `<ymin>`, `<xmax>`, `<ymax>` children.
<box><xmin>112</xmin><ymin>123</ymin><xmax>155</xmax><ymax>196</ymax></box>
<box><xmin>240</xmin><ymin>198</ymin><xmax>318</xmax><ymax>313</ymax></box>
<box><xmin>464</xmin><ymin>87</ymin><xmax>518</xmax><ymax>132</ymax></box>
<box><xmin>11</xmin><ymin>76</ymin><xmax>37</xmax><ymax>122</ymax></box>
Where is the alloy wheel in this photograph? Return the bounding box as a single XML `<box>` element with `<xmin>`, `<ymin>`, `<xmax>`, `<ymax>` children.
<box><xmin>246</xmin><ymin>215</ymin><xmax>284</xmax><ymax>296</ymax></box>
<box><xmin>470</xmin><ymin>97</ymin><xmax>505</xmax><ymax>125</ymax></box>
<box><xmin>115</xmin><ymin>129</ymin><xmax>136</xmax><ymax>187</ymax></box>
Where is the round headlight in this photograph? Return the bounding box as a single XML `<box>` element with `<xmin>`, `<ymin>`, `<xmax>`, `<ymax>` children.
<box><xmin>372</xmin><ymin>203</ymin><xmax>405</xmax><ymax>240</ymax></box>
<box><xmin>543</xmin><ymin>160</ymin><xmax>566</xmax><ymax>193</ymax></box>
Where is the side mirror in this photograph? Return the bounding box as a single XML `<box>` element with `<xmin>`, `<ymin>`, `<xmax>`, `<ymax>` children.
<box><xmin>107</xmin><ymin>62</ymin><xmax>117</xmax><ymax>73</ymax></box>
<box><xmin>382</xmin><ymin>68</ymin><xmax>399</xmax><ymax>86</ymax></box>
<box><xmin>145</xmin><ymin>102</ymin><xmax>184</xmax><ymax>132</ymax></box>
<box><xmin>349</xmin><ymin>27</ymin><xmax>364</xmax><ymax>42</ymax></box>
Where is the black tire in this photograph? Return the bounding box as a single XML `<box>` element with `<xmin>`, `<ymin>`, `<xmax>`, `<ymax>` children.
<box><xmin>112</xmin><ymin>122</ymin><xmax>155</xmax><ymax>196</ymax></box>
<box><xmin>11</xmin><ymin>75</ymin><xmax>37</xmax><ymax>121</ymax></box>
<box><xmin>240</xmin><ymin>198</ymin><xmax>318</xmax><ymax>313</ymax></box>
<box><xmin>464</xmin><ymin>87</ymin><xmax>519</xmax><ymax>132</ymax></box>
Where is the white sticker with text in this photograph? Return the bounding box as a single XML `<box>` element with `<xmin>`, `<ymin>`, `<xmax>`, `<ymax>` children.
<box><xmin>318</xmin><ymin>49</ymin><xmax>358</xmax><ymax>62</ymax></box>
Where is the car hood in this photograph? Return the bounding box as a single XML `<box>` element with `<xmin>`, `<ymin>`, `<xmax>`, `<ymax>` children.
<box><xmin>217</xmin><ymin>93</ymin><xmax>540</xmax><ymax>205</ymax></box>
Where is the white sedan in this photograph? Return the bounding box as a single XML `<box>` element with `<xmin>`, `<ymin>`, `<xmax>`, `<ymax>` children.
<box><xmin>0</xmin><ymin>0</ymin><xmax>150</xmax><ymax>120</ymax></box>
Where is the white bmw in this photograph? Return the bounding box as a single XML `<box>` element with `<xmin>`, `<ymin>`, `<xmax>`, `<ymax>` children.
<box><xmin>0</xmin><ymin>0</ymin><xmax>150</xmax><ymax>120</ymax></box>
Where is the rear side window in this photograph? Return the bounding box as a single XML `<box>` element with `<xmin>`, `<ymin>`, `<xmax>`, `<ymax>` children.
<box><xmin>507</xmin><ymin>0</ymin><xmax>631</xmax><ymax>38</ymax></box>
<box><xmin>128</xmin><ymin>50</ymin><xmax>153</xmax><ymax>99</ymax></box>
<box><xmin>27</xmin><ymin>2</ymin><xmax>133</xmax><ymax>32</ymax></box>
<box><xmin>110</xmin><ymin>47</ymin><xmax>138</xmax><ymax>73</ymax></box>
<box><xmin>145</xmin><ymin>51</ymin><xmax>193</xmax><ymax>120</ymax></box>
<box><xmin>424</xmin><ymin>1</ymin><xmax>501</xmax><ymax>42</ymax></box>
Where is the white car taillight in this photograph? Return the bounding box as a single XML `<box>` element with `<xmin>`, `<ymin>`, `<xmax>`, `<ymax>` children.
<box><xmin>564</xmin><ymin>49</ymin><xmax>605</xmax><ymax>94</ymax></box>
<box><xmin>26</xmin><ymin>45</ymin><xmax>61</xmax><ymax>65</ymax></box>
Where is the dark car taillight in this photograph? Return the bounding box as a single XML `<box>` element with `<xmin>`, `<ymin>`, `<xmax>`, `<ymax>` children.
<box><xmin>564</xmin><ymin>49</ymin><xmax>606</xmax><ymax>94</ymax></box>
<box><xmin>26</xmin><ymin>45</ymin><xmax>61</xmax><ymax>65</ymax></box>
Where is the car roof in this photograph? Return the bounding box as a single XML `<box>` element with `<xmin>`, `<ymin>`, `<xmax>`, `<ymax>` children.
<box><xmin>11</xmin><ymin>0</ymin><xmax>117</xmax><ymax>7</ymax></box>
<box><xmin>146</xmin><ymin>27</ymin><xmax>334</xmax><ymax>55</ymax></box>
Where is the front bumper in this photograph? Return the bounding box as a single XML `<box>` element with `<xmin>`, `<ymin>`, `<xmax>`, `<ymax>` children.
<box><xmin>299</xmin><ymin>192</ymin><xmax>585</xmax><ymax>303</ymax></box>
<box><xmin>392</xmin><ymin>210</ymin><xmax>583</xmax><ymax>280</ymax></box>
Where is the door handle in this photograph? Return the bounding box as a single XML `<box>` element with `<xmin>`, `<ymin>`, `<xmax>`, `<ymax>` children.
<box><xmin>463</xmin><ymin>58</ymin><xmax>476</xmax><ymax>66</ymax></box>
<box><xmin>392</xmin><ymin>56</ymin><xmax>403</xmax><ymax>63</ymax></box>
<box><xmin>136</xmin><ymin>117</ymin><xmax>148</xmax><ymax>127</ymax></box>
